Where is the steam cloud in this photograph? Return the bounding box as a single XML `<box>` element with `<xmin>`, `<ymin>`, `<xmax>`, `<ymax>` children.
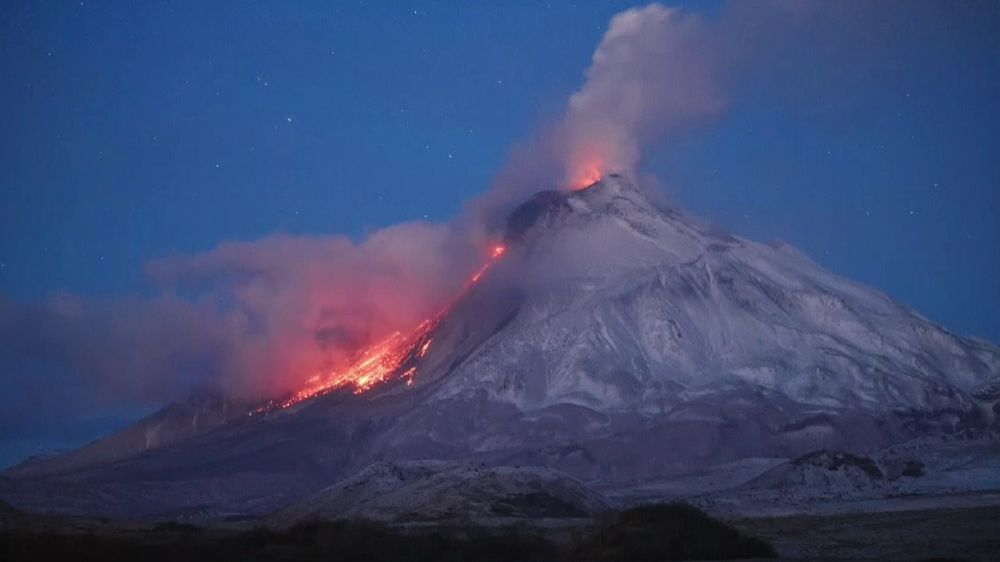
<box><xmin>561</xmin><ymin>3</ymin><xmax>725</xmax><ymax>186</ymax></box>
<box><xmin>481</xmin><ymin>1</ymin><xmax>808</xmax><ymax>215</ymax></box>
<box><xmin>1</xmin><ymin>224</ymin><xmax>481</xmax><ymax>404</ymax></box>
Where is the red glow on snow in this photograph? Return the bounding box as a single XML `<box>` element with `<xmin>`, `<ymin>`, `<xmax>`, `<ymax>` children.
<box><xmin>251</xmin><ymin>242</ymin><xmax>510</xmax><ymax>416</ymax></box>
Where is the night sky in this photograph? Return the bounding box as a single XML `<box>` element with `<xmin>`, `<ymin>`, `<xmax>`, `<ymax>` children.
<box><xmin>1</xmin><ymin>1</ymin><xmax>998</xmax><ymax>467</ymax></box>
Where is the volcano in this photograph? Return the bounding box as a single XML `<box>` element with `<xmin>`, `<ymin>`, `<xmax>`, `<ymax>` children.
<box><xmin>3</xmin><ymin>176</ymin><xmax>999</xmax><ymax>518</ymax></box>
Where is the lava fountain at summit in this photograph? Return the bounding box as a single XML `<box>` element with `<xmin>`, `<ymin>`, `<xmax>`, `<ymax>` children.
<box><xmin>252</xmin><ymin>243</ymin><xmax>509</xmax><ymax>416</ymax></box>
<box><xmin>568</xmin><ymin>160</ymin><xmax>603</xmax><ymax>191</ymax></box>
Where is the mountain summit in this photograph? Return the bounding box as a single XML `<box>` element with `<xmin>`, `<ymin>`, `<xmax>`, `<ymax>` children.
<box><xmin>4</xmin><ymin>176</ymin><xmax>998</xmax><ymax>517</ymax></box>
<box><xmin>436</xmin><ymin>175</ymin><xmax>999</xmax><ymax>417</ymax></box>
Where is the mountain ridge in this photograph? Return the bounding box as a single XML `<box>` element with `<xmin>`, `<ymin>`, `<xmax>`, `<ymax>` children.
<box><xmin>2</xmin><ymin>176</ymin><xmax>997</xmax><ymax>518</ymax></box>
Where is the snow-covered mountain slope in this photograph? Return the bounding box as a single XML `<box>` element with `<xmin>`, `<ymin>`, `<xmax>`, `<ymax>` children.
<box><xmin>682</xmin><ymin>437</ymin><xmax>1000</xmax><ymax>517</ymax></box>
<box><xmin>356</xmin><ymin>175</ymin><xmax>1000</xmax><ymax>481</ymax></box>
<box><xmin>268</xmin><ymin>460</ymin><xmax>608</xmax><ymax>528</ymax></box>
<box><xmin>427</xmin><ymin>175</ymin><xmax>998</xmax><ymax>418</ymax></box>
<box><xmin>6</xmin><ymin>394</ymin><xmax>244</xmax><ymax>479</ymax></box>
<box><xmin>741</xmin><ymin>450</ymin><xmax>887</xmax><ymax>494</ymax></box>
<box><xmin>2</xmin><ymin>176</ymin><xmax>997</xmax><ymax>518</ymax></box>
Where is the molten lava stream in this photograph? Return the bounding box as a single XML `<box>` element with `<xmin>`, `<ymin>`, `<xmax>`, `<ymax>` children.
<box><xmin>252</xmin><ymin>243</ymin><xmax>508</xmax><ymax>416</ymax></box>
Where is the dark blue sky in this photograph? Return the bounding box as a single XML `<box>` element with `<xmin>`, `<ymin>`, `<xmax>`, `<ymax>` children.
<box><xmin>1</xmin><ymin>1</ymin><xmax>998</xmax><ymax>466</ymax></box>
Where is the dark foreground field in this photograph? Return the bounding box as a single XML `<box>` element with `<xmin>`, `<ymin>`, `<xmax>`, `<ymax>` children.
<box><xmin>729</xmin><ymin>504</ymin><xmax>1000</xmax><ymax>561</ymax></box>
<box><xmin>2</xmin><ymin>503</ymin><xmax>775</xmax><ymax>562</ymax></box>
<box><xmin>2</xmin><ymin>502</ymin><xmax>997</xmax><ymax>561</ymax></box>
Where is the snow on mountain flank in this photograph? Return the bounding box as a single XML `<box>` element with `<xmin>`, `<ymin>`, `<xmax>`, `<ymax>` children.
<box><xmin>2</xmin><ymin>176</ymin><xmax>997</xmax><ymax>518</ymax></box>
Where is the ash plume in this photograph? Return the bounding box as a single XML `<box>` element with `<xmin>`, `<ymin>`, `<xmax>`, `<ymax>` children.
<box><xmin>482</xmin><ymin>0</ymin><xmax>819</xmax><ymax>213</ymax></box>
<box><xmin>560</xmin><ymin>3</ymin><xmax>726</xmax><ymax>187</ymax></box>
<box><xmin>0</xmin><ymin>223</ymin><xmax>483</xmax><ymax>405</ymax></box>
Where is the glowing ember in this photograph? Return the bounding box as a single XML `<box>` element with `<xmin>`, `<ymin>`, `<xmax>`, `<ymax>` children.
<box><xmin>252</xmin><ymin>242</ymin><xmax>509</xmax><ymax>416</ymax></box>
<box><xmin>470</xmin><ymin>267</ymin><xmax>487</xmax><ymax>284</ymax></box>
<box><xmin>469</xmin><ymin>244</ymin><xmax>505</xmax><ymax>286</ymax></box>
<box><xmin>418</xmin><ymin>338</ymin><xmax>433</xmax><ymax>358</ymax></box>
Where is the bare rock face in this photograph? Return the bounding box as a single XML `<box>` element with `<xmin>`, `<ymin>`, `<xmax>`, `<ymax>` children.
<box><xmin>2</xmin><ymin>176</ymin><xmax>997</xmax><ymax>518</ymax></box>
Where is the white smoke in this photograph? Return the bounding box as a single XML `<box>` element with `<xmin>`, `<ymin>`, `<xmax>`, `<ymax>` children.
<box><xmin>480</xmin><ymin>0</ymin><xmax>812</xmax><ymax>211</ymax></box>
<box><xmin>562</xmin><ymin>3</ymin><xmax>726</xmax><ymax>186</ymax></box>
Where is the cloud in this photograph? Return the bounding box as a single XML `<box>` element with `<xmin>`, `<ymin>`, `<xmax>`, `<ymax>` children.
<box><xmin>0</xmin><ymin>222</ymin><xmax>483</xmax><ymax>404</ymax></box>
<box><xmin>560</xmin><ymin>3</ymin><xmax>726</xmax><ymax>186</ymax></box>
<box><xmin>0</xmin><ymin>292</ymin><xmax>228</xmax><ymax>402</ymax></box>
<box><xmin>480</xmin><ymin>1</ymin><xmax>814</xmax><ymax>213</ymax></box>
<box><xmin>147</xmin><ymin>222</ymin><xmax>482</xmax><ymax>399</ymax></box>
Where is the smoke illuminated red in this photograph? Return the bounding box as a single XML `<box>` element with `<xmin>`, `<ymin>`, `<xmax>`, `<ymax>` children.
<box><xmin>569</xmin><ymin>161</ymin><xmax>603</xmax><ymax>190</ymax></box>
<box><xmin>251</xmin><ymin>242</ymin><xmax>509</xmax><ymax>415</ymax></box>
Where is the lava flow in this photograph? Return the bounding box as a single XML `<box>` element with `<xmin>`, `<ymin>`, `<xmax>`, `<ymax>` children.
<box><xmin>252</xmin><ymin>243</ymin><xmax>508</xmax><ymax>416</ymax></box>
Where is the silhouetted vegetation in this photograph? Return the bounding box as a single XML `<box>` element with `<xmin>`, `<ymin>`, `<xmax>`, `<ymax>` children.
<box><xmin>574</xmin><ymin>503</ymin><xmax>777</xmax><ymax>561</ymax></box>
<box><xmin>152</xmin><ymin>521</ymin><xmax>200</xmax><ymax>533</ymax></box>
<box><xmin>900</xmin><ymin>460</ymin><xmax>926</xmax><ymax>478</ymax></box>
<box><xmin>0</xmin><ymin>503</ymin><xmax>775</xmax><ymax>562</ymax></box>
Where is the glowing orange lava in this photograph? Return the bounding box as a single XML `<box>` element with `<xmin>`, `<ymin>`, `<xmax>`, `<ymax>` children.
<box><xmin>569</xmin><ymin>162</ymin><xmax>603</xmax><ymax>190</ymax></box>
<box><xmin>251</xmin><ymin>242</ymin><xmax>509</xmax><ymax>416</ymax></box>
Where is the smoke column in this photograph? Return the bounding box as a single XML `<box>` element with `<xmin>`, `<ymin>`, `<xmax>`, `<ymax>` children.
<box><xmin>481</xmin><ymin>0</ymin><xmax>815</xmax><ymax>214</ymax></box>
<box><xmin>562</xmin><ymin>4</ymin><xmax>725</xmax><ymax>187</ymax></box>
